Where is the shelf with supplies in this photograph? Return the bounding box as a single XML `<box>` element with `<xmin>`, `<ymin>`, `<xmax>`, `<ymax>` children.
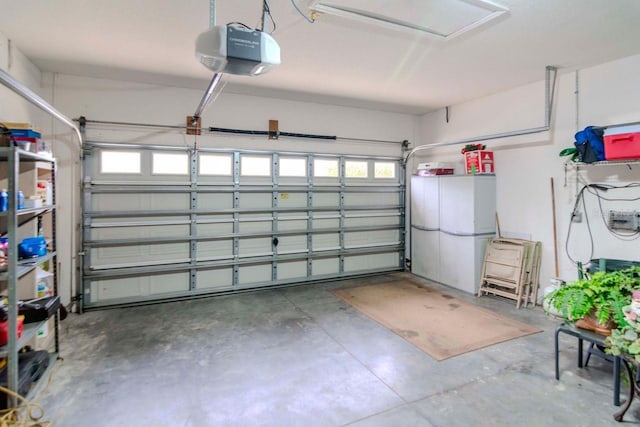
<box><xmin>0</xmin><ymin>252</ymin><xmax>57</xmax><ymax>281</ymax></box>
<box><xmin>563</xmin><ymin>159</ymin><xmax>639</xmax><ymax>189</ymax></box>
<box><xmin>566</xmin><ymin>159</ymin><xmax>640</xmax><ymax>168</ymax></box>
<box><xmin>0</xmin><ymin>320</ymin><xmax>47</xmax><ymax>358</ymax></box>
<box><xmin>0</xmin><ymin>144</ymin><xmax>59</xmax><ymax>408</ymax></box>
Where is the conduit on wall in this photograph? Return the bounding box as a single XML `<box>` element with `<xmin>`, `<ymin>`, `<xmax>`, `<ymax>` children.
<box><xmin>0</xmin><ymin>69</ymin><xmax>82</xmax><ymax>146</ymax></box>
<box><xmin>404</xmin><ymin>65</ymin><xmax>558</xmax><ymax>165</ymax></box>
<box><xmin>403</xmin><ymin>66</ymin><xmax>558</xmax><ymax>271</ymax></box>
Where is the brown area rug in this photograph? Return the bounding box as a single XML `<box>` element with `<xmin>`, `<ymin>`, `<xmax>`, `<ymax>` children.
<box><xmin>332</xmin><ymin>279</ymin><xmax>542</xmax><ymax>361</ymax></box>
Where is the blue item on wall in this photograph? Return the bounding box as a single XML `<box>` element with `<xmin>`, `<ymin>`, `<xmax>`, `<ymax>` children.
<box><xmin>0</xmin><ymin>190</ymin><xmax>7</xmax><ymax>212</ymax></box>
<box><xmin>574</xmin><ymin>126</ymin><xmax>605</xmax><ymax>163</ymax></box>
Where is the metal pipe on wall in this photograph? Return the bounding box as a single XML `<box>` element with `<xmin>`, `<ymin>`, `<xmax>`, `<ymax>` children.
<box><xmin>403</xmin><ymin>66</ymin><xmax>558</xmax><ymax>273</ymax></box>
<box><xmin>0</xmin><ymin>69</ymin><xmax>83</xmax><ymax>146</ymax></box>
<box><xmin>403</xmin><ymin>66</ymin><xmax>558</xmax><ymax>165</ymax></box>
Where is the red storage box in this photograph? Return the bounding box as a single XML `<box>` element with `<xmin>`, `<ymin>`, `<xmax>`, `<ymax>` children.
<box><xmin>0</xmin><ymin>316</ymin><xmax>24</xmax><ymax>346</ymax></box>
<box><xmin>604</xmin><ymin>125</ymin><xmax>640</xmax><ymax>160</ymax></box>
<box><xmin>416</xmin><ymin>168</ymin><xmax>454</xmax><ymax>176</ymax></box>
<box><xmin>464</xmin><ymin>150</ymin><xmax>494</xmax><ymax>174</ymax></box>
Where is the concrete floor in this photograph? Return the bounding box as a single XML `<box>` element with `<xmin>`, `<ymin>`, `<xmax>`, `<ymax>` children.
<box><xmin>37</xmin><ymin>273</ymin><xmax>639</xmax><ymax>426</ymax></box>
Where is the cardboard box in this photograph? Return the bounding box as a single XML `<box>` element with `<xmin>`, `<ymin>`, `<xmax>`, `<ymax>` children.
<box><xmin>464</xmin><ymin>150</ymin><xmax>494</xmax><ymax>174</ymax></box>
<box><xmin>604</xmin><ymin>125</ymin><xmax>640</xmax><ymax>160</ymax></box>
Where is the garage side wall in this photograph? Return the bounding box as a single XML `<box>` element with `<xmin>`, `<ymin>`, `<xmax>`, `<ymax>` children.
<box><xmin>415</xmin><ymin>54</ymin><xmax>640</xmax><ymax>289</ymax></box>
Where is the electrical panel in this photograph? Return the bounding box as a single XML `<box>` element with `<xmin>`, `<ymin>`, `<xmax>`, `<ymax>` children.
<box><xmin>608</xmin><ymin>210</ymin><xmax>640</xmax><ymax>231</ymax></box>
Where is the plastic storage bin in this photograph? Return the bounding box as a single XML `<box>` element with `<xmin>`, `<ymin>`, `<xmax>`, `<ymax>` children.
<box><xmin>0</xmin><ymin>316</ymin><xmax>24</xmax><ymax>346</ymax></box>
<box><xmin>604</xmin><ymin>125</ymin><xmax>640</xmax><ymax>160</ymax></box>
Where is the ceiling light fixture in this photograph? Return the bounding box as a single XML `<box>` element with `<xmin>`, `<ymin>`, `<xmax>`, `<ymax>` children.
<box><xmin>309</xmin><ymin>0</ymin><xmax>509</xmax><ymax>40</ymax></box>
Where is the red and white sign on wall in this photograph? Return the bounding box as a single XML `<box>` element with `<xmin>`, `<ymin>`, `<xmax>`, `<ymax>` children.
<box><xmin>464</xmin><ymin>150</ymin><xmax>494</xmax><ymax>174</ymax></box>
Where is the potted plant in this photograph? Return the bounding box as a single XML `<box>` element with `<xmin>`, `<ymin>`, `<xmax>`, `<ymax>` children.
<box><xmin>545</xmin><ymin>266</ymin><xmax>640</xmax><ymax>335</ymax></box>
<box><xmin>606</xmin><ymin>289</ymin><xmax>640</xmax><ymax>361</ymax></box>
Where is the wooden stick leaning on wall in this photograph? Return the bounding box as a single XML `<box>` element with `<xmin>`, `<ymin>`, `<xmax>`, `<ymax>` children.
<box><xmin>550</xmin><ymin>177</ymin><xmax>559</xmax><ymax>277</ymax></box>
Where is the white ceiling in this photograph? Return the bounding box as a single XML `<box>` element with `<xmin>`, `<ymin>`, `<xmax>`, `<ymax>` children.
<box><xmin>1</xmin><ymin>0</ymin><xmax>640</xmax><ymax>114</ymax></box>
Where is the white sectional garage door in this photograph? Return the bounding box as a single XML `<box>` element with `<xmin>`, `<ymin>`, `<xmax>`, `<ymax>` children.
<box><xmin>81</xmin><ymin>142</ymin><xmax>405</xmax><ymax>309</ymax></box>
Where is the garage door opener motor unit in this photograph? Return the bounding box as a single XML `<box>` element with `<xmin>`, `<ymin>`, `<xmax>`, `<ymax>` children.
<box><xmin>196</xmin><ymin>23</ymin><xmax>281</xmax><ymax>76</ymax></box>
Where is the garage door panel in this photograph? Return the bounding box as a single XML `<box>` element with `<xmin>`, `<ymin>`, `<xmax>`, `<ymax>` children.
<box><xmin>92</xmin><ymin>226</ymin><xmax>146</xmax><ymax>241</ymax></box>
<box><xmin>198</xmin><ymin>222</ymin><xmax>233</xmax><ymax>235</ymax></box>
<box><xmin>149</xmin><ymin>193</ymin><xmax>189</xmax><ymax>209</ymax></box>
<box><xmin>240</xmin><ymin>238</ymin><xmax>272</xmax><ymax>256</ymax></box>
<box><xmin>278</xmin><ymin>218</ymin><xmax>307</xmax><ymax>232</ymax></box>
<box><xmin>83</xmin><ymin>144</ymin><xmax>404</xmax><ymax>309</ymax></box>
<box><xmin>197</xmin><ymin>268</ymin><xmax>233</xmax><ymax>289</ymax></box>
<box><xmin>313</xmin><ymin>193</ymin><xmax>339</xmax><ymax>207</ymax></box>
<box><xmin>239</xmin><ymin>264</ymin><xmax>271</xmax><ymax>285</ymax></box>
<box><xmin>312</xmin><ymin>217</ymin><xmax>339</xmax><ymax>229</ymax></box>
<box><xmin>92</xmin><ymin>277</ymin><xmax>145</xmax><ymax>301</ymax></box>
<box><xmin>239</xmin><ymin>219</ymin><xmax>272</xmax><ymax>233</ymax></box>
<box><xmin>149</xmin><ymin>242</ymin><xmax>189</xmax><ymax>256</ymax></box>
<box><xmin>93</xmin><ymin>193</ymin><xmax>190</xmax><ymax>211</ymax></box>
<box><xmin>92</xmin><ymin>242</ymin><xmax>189</xmax><ymax>267</ymax></box>
<box><xmin>278</xmin><ymin>235</ymin><xmax>308</xmax><ymax>254</ymax></box>
<box><xmin>344</xmin><ymin>216</ymin><xmax>400</xmax><ymax>227</ymax></box>
<box><xmin>93</xmin><ymin>193</ymin><xmax>144</xmax><ymax>211</ymax></box>
<box><xmin>148</xmin><ymin>273</ymin><xmax>190</xmax><ymax>294</ymax></box>
<box><xmin>197</xmin><ymin>240</ymin><xmax>233</xmax><ymax>260</ymax></box>
<box><xmin>199</xmin><ymin>193</ymin><xmax>233</xmax><ymax>209</ymax></box>
<box><xmin>313</xmin><ymin>234</ymin><xmax>339</xmax><ymax>251</ymax></box>
<box><xmin>278</xmin><ymin>193</ymin><xmax>307</xmax><ymax>208</ymax></box>
<box><xmin>344</xmin><ymin>193</ymin><xmax>397</xmax><ymax>207</ymax></box>
<box><xmin>312</xmin><ymin>258</ymin><xmax>339</xmax><ymax>276</ymax></box>
<box><xmin>239</xmin><ymin>193</ymin><xmax>271</xmax><ymax>208</ymax></box>
<box><xmin>344</xmin><ymin>252</ymin><xmax>400</xmax><ymax>272</ymax></box>
<box><xmin>91</xmin><ymin>247</ymin><xmax>144</xmax><ymax>266</ymax></box>
<box><xmin>278</xmin><ymin>261</ymin><xmax>307</xmax><ymax>280</ymax></box>
<box><xmin>345</xmin><ymin>230</ymin><xmax>400</xmax><ymax>248</ymax></box>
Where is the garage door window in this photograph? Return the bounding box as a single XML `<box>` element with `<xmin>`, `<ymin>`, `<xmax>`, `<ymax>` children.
<box><xmin>280</xmin><ymin>158</ymin><xmax>306</xmax><ymax>177</ymax></box>
<box><xmin>153</xmin><ymin>153</ymin><xmax>189</xmax><ymax>175</ymax></box>
<box><xmin>374</xmin><ymin>162</ymin><xmax>396</xmax><ymax>178</ymax></box>
<box><xmin>200</xmin><ymin>154</ymin><xmax>232</xmax><ymax>176</ymax></box>
<box><xmin>101</xmin><ymin>151</ymin><xmax>141</xmax><ymax>174</ymax></box>
<box><xmin>241</xmin><ymin>156</ymin><xmax>271</xmax><ymax>176</ymax></box>
<box><xmin>314</xmin><ymin>159</ymin><xmax>339</xmax><ymax>177</ymax></box>
<box><xmin>346</xmin><ymin>160</ymin><xmax>368</xmax><ymax>178</ymax></box>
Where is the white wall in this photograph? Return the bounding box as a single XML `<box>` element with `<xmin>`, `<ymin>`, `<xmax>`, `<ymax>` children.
<box><xmin>416</xmin><ymin>54</ymin><xmax>640</xmax><ymax>289</ymax></box>
<box><xmin>49</xmin><ymin>74</ymin><xmax>415</xmax><ymax>157</ymax></box>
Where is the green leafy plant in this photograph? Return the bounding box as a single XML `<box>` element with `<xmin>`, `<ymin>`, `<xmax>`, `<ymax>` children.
<box><xmin>607</xmin><ymin>322</ymin><xmax>640</xmax><ymax>363</ymax></box>
<box><xmin>545</xmin><ymin>266</ymin><xmax>640</xmax><ymax>328</ymax></box>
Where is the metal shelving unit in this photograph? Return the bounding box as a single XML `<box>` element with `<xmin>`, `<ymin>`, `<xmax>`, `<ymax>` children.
<box><xmin>0</xmin><ymin>146</ymin><xmax>58</xmax><ymax>407</ymax></box>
